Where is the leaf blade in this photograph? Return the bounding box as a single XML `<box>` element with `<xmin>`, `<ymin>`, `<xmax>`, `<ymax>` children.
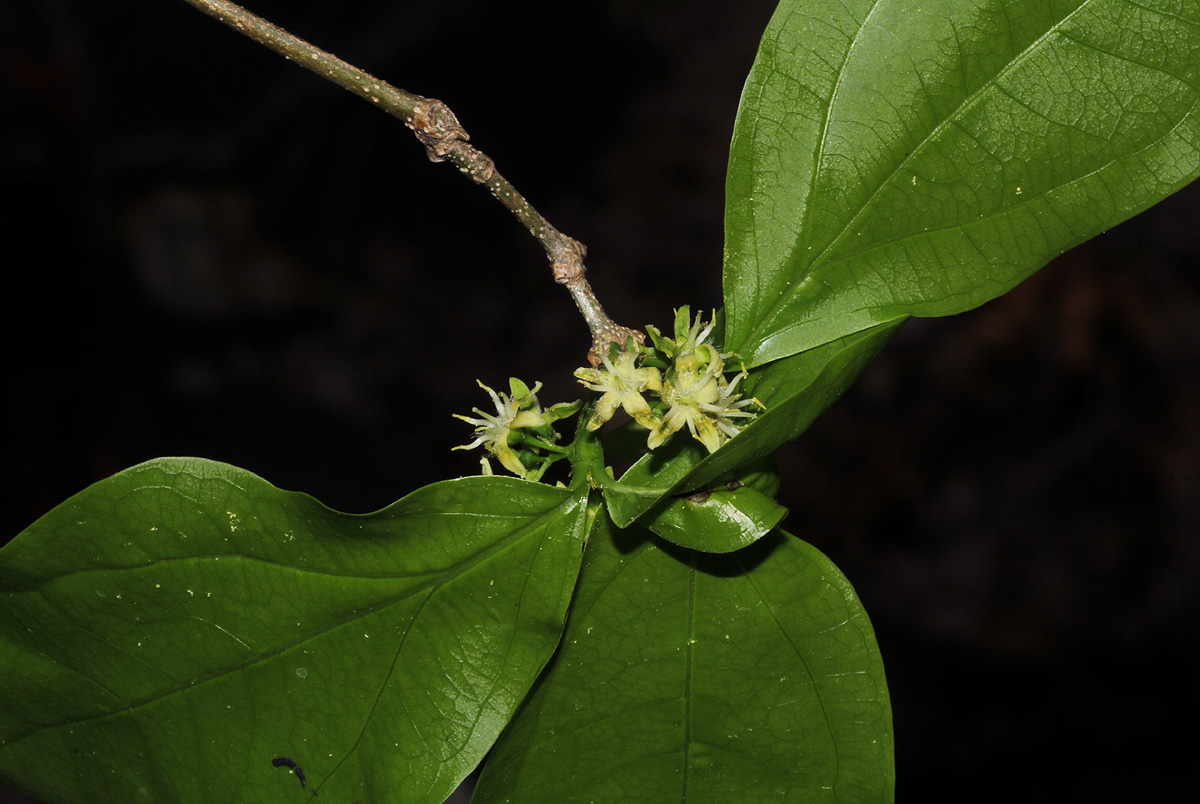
<box><xmin>0</xmin><ymin>458</ymin><xmax>588</xmax><ymax>804</ymax></box>
<box><xmin>642</xmin><ymin>484</ymin><xmax>788</xmax><ymax>554</ymax></box>
<box><xmin>726</xmin><ymin>0</ymin><xmax>1200</xmax><ymax>366</ymax></box>
<box><xmin>472</xmin><ymin>515</ymin><xmax>893</xmax><ymax>804</ymax></box>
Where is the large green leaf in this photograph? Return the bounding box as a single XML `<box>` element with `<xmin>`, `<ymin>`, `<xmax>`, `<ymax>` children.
<box><xmin>472</xmin><ymin>513</ymin><xmax>893</xmax><ymax>804</ymax></box>
<box><xmin>0</xmin><ymin>458</ymin><xmax>589</xmax><ymax>804</ymax></box>
<box><xmin>725</xmin><ymin>0</ymin><xmax>1200</xmax><ymax>367</ymax></box>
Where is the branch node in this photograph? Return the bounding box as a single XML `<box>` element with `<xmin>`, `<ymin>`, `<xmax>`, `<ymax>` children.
<box><xmin>551</xmin><ymin>237</ymin><xmax>587</xmax><ymax>284</ymax></box>
<box><xmin>587</xmin><ymin>325</ymin><xmax>646</xmax><ymax>368</ymax></box>
<box><xmin>410</xmin><ymin>98</ymin><xmax>468</xmax><ymax>163</ymax></box>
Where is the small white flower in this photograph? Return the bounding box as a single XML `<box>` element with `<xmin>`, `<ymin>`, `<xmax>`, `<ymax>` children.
<box><xmin>574</xmin><ymin>344</ymin><xmax>663</xmax><ymax>431</ymax></box>
<box><xmin>650</xmin><ymin>353</ymin><xmax>724</xmax><ymax>452</ymax></box>
<box><xmin>646</xmin><ymin>308</ymin><xmax>763</xmax><ymax>453</ymax></box>
<box><xmin>454</xmin><ymin>379</ymin><xmax>547</xmax><ymax>478</ymax></box>
<box><xmin>697</xmin><ymin>370</ymin><xmax>762</xmax><ymax>437</ymax></box>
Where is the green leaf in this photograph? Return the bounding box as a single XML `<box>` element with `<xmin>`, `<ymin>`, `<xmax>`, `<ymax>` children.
<box><xmin>642</xmin><ymin>484</ymin><xmax>788</xmax><ymax>554</ymax></box>
<box><xmin>0</xmin><ymin>458</ymin><xmax>589</xmax><ymax>804</ymax></box>
<box><xmin>725</xmin><ymin>0</ymin><xmax>1200</xmax><ymax>367</ymax></box>
<box><xmin>472</xmin><ymin>514</ymin><xmax>893</xmax><ymax>804</ymax></box>
<box><xmin>686</xmin><ymin>319</ymin><xmax>902</xmax><ymax>488</ymax></box>
<box><xmin>603</xmin><ymin>320</ymin><xmax>900</xmax><ymax>530</ymax></box>
<box><xmin>602</xmin><ymin>435</ymin><xmax>710</xmax><ymax>529</ymax></box>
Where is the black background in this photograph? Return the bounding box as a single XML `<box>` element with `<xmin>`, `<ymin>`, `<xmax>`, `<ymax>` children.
<box><xmin>3</xmin><ymin>1</ymin><xmax>1198</xmax><ymax>802</ymax></box>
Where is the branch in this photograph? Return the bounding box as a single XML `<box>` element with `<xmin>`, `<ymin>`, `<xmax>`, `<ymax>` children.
<box><xmin>182</xmin><ymin>0</ymin><xmax>642</xmax><ymax>364</ymax></box>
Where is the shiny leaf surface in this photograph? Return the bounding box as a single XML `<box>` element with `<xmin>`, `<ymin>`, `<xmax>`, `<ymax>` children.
<box><xmin>0</xmin><ymin>459</ymin><xmax>588</xmax><ymax>804</ymax></box>
<box><xmin>473</xmin><ymin>514</ymin><xmax>893</xmax><ymax>804</ymax></box>
<box><xmin>725</xmin><ymin>0</ymin><xmax>1200</xmax><ymax>366</ymax></box>
<box><xmin>642</xmin><ymin>484</ymin><xmax>788</xmax><ymax>554</ymax></box>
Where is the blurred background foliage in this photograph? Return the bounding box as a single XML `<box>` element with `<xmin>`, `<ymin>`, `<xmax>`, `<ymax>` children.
<box><xmin>3</xmin><ymin>1</ymin><xmax>1198</xmax><ymax>802</ymax></box>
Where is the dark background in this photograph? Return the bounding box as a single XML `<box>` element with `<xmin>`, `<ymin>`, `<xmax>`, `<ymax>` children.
<box><xmin>3</xmin><ymin>1</ymin><xmax>1198</xmax><ymax>802</ymax></box>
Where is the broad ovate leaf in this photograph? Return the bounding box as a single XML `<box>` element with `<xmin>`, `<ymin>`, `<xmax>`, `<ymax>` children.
<box><xmin>726</xmin><ymin>0</ymin><xmax>1200</xmax><ymax>366</ymax></box>
<box><xmin>0</xmin><ymin>458</ymin><xmax>588</xmax><ymax>804</ymax></box>
<box><xmin>473</xmin><ymin>514</ymin><xmax>893</xmax><ymax>804</ymax></box>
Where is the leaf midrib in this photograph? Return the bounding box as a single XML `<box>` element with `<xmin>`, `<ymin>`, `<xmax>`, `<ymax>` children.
<box><xmin>737</xmin><ymin>548</ymin><xmax>841</xmax><ymax>790</ymax></box>
<box><xmin>0</xmin><ymin>492</ymin><xmax>586</xmax><ymax>750</ymax></box>
<box><xmin>738</xmin><ymin>0</ymin><xmax>1095</xmax><ymax>356</ymax></box>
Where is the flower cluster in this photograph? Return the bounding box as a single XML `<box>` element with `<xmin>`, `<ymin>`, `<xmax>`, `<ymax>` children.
<box><xmin>453</xmin><ymin>378</ymin><xmax>580</xmax><ymax>481</ymax></box>
<box><xmin>577</xmin><ymin>307</ymin><xmax>763</xmax><ymax>453</ymax></box>
<box><xmin>454</xmin><ymin>309</ymin><xmax>763</xmax><ymax>480</ymax></box>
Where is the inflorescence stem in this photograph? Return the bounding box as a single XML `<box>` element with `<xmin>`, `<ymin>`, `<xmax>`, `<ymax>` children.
<box><xmin>183</xmin><ymin>0</ymin><xmax>642</xmax><ymax>365</ymax></box>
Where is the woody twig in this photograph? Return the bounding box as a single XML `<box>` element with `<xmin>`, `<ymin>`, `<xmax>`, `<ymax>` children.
<box><xmin>183</xmin><ymin>0</ymin><xmax>642</xmax><ymax>364</ymax></box>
